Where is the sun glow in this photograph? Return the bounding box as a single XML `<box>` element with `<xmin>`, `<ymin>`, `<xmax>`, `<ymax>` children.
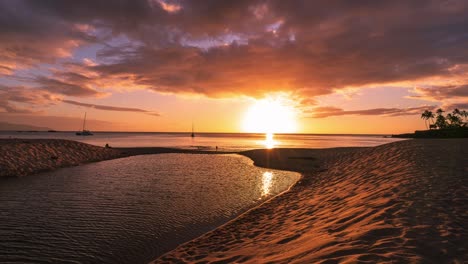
<box><xmin>242</xmin><ymin>97</ymin><xmax>298</xmax><ymax>133</ymax></box>
<box><xmin>264</xmin><ymin>132</ymin><xmax>276</xmax><ymax>149</ymax></box>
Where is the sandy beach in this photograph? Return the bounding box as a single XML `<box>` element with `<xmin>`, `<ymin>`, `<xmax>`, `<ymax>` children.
<box><xmin>0</xmin><ymin>139</ymin><xmax>228</xmax><ymax>177</ymax></box>
<box><xmin>0</xmin><ymin>138</ymin><xmax>466</xmax><ymax>262</ymax></box>
<box><xmin>0</xmin><ymin>139</ymin><xmax>122</xmax><ymax>177</ymax></box>
<box><xmin>154</xmin><ymin>139</ymin><xmax>467</xmax><ymax>263</ymax></box>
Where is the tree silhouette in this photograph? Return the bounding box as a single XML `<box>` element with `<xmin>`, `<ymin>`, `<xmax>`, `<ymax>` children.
<box><xmin>447</xmin><ymin>109</ymin><xmax>463</xmax><ymax>127</ymax></box>
<box><xmin>427</xmin><ymin>110</ymin><xmax>435</xmax><ymax>128</ymax></box>
<box><xmin>421</xmin><ymin>110</ymin><xmax>430</xmax><ymax>129</ymax></box>
<box><xmin>435</xmin><ymin>114</ymin><xmax>448</xmax><ymax>129</ymax></box>
<box><xmin>461</xmin><ymin>110</ymin><xmax>468</xmax><ymax>125</ymax></box>
<box><xmin>421</xmin><ymin>108</ymin><xmax>467</xmax><ymax>130</ymax></box>
<box><xmin>436</xmin><ymin>108</ymin><xmax>444</xmax><ymax>116</ymax></box>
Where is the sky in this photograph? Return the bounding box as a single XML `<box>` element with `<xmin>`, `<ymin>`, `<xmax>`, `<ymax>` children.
<box><xmin>1</xmin><ymin>0</ymin><xmax>467</xmax><ymax>133</ymax></box>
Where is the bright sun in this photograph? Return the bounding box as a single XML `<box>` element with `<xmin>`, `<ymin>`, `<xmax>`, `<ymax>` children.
<box><xmin>242</xmin><ymin>98</ymin><xmax>298</xmax><ymax>133</ymax></box>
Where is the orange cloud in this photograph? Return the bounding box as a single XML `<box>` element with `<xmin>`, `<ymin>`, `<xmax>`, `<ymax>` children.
<box><xmin>310</xmin><ymin>106</ymin><xmax>436</xmax><ymax>118</ymax></box>
<box><xmin>2</xmin><ymin>0</ymin><xmax>468</xmax><ymax>114</ymax></box>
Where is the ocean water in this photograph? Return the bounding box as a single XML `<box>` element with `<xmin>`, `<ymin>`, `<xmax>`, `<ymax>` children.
<box><xmin>0</xmin><ymin>131</ymin><xmax>404</xmax><ymax>150</ymax></box>
<box><xmin>0</xmin><ymin>154</ymin><xmax>300</xmax><ymax>263</ymax></box>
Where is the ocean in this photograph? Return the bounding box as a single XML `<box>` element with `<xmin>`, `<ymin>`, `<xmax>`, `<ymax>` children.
<box><xmin>0</xmin><ymin>131</ymin><xmax>404</xmax><ymax>150</ymax></box>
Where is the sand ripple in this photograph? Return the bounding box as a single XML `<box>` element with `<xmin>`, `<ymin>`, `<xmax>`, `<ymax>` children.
<box><xmin>154</xmin><ymin>139</ymin><xmax>467</xmax><ymax>263</ymax></box>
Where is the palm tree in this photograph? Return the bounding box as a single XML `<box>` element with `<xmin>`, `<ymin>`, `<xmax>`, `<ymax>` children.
<box><xmin>427</xmin><ymin>110</ymin><xmax>435</xmax><ymax>128</ymax></box>
<box><xmin>421</xmin><ymin>110</ymin><xmax>430</xmax><ymax>129</ymax></box>
<box><xmin>447</xmin><ymin>113</ymin><xmax>462</xmax><ymax>127</ymax></box>
<box><xmin>435</xmin><ymin>114</ymin><xmax>448</xmax><ymax>129</ymax></box>
<box><xmin>436</xmin><ymin>108</ymin><xmax>444</xmax><ymax>116</ymax></box>
<box><xmin>461</xmin><ymin>110</ymin><xmax>468</xmax><ymax>126</ymax></box>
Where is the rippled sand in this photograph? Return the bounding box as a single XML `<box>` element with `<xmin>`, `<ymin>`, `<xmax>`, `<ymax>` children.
<box><xmin>153</xmin><ymin>139</ymin><xmax>468</xmax><ymax>263</ymax></box>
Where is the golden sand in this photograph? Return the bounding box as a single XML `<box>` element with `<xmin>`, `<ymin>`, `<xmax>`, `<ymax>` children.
<box><xmin>153</xmin><ymin>139</ymin><xmax>467</xmax><ymax>263</ymax></box>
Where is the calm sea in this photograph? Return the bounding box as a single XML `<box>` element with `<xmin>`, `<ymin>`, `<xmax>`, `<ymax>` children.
<box><xmin>0</xmin><ymin>131</ymin><xmax>404</xmax><ymax>150</ymax></box>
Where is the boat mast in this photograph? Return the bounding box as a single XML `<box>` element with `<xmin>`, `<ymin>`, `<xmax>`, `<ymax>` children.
<box><xmin>82</xmin><ymin>112</ymin><xmax>87</xmax><ymax>131</ymax></box>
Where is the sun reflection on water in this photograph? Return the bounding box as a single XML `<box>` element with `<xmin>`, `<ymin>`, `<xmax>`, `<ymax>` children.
<box><xmin>264</xmin><ymin>133</ymin><xmax>277</xmax><ymax>149</ymax></box>
<box><xmin>262</xmin><ymin>171</ymin><xmax>273</xmax><ymax>196</ymax></box>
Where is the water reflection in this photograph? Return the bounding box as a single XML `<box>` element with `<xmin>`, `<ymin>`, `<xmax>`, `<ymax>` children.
<box><xmin>262</xmin><ymin>171</ymin><xmax>273</xmax><ymax>196</ymax></box>
<box><xmin>0</xmin><ymin>154</ymin><xmax>300</xmax><ymax>263</ymax></box>
<box><xmin>263</xmin><ymin>133</ymin><xmax>277</xmax><ymax>149</ymax></box>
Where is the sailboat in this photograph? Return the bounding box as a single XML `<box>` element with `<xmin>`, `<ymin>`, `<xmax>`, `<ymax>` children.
<box><xmin>76</xmin><ymin>112</ymin><xmax>93</xmax><ymax>136</ymax></box>
<box><xmin>191</xmin><ymin>122</ymin><xmax>195</xmax><ymax>138</ymax></box>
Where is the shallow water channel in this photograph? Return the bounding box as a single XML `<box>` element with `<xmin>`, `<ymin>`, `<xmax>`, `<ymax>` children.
<box><xmin>0</xmin><ymin>154</ymin><xmax>300</xmax><ymax>263</ymax></box>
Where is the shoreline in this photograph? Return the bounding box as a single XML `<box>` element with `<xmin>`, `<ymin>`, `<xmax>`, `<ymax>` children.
<box><xmin>154</xmin><ymin>139</ymin><xmax>467</xmax><ymax>263</ymax></box>
<box><xmin>1</xmin><ymin>138</ymin><xmax>466</xmax><ymax>262</ymax></box>
<box><xmin>0</xmin><ymin>139</ymin><xmax>236</xmax><ymax>177</ymax></box>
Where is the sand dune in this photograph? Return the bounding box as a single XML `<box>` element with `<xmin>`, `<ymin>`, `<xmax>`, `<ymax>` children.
<box><xmin>153</xmin><ymin>139</ymin><xmax>467</xmax><ymax>263</ymax></box>
<box><xmin>0</xmin><ymin>139</ymin><xmax>121</xmax><ymax>177</ymax></box>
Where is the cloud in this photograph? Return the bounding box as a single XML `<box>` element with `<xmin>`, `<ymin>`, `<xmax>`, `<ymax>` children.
<box><xmin>310</xmin><ymin>105</ymin><xmax>436</xmax><ymax>118</ymax></box>
<box><xmin>1</xmin><ymin>0</ymin><xmax>468</xmax><ymax>102</ymax></box>
<box><xmin>35</xmin><ymin>76</ymin><xmax>104</xmax><ymax>97</ymax></box>
<box><xmin>0</xmin><ymin>113</ymin><xmax>118</xmax><ymax>131</ymax></box>
<box><xmin>0</xmin><ymin>85</ymin><xmax>160</xmax><ymax>116</ymax></box>
<box><xmin>410</xmin><ymin>85</ymin><xmax>468</xmax><ymax>101</ymax></box>
<box><xmin>0</xmin><ymin>101</ymin><xmax>38</xmax><ymax>114</ymax></box>
<box><xmin>0</xmin><ymin>85</ymin><xmax>59</xmax><ymax>113</ymax></box>
<box><xmin>62</xmin><ymin>99</ymin><xmax>160</xmax><ymax>116</ymax></box>
<box><xmin>442</xmin><ymin>102</ymin><xmax>468</xmax><ymax>111</ymax></box>
<box><xmin>0</xmin><ymin>1</ymin><xmax>96</xmax><ymax>75</ymax></box>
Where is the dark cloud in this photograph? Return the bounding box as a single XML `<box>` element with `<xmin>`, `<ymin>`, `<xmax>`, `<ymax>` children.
<box><xmin>0</xmin><ymin>1</ymin><xmax>97</xmax><ymax>74</ymax></box>
<box><xmin>310</xmin><ymin>105</ymin><xmax>436</xmax><ymax>118</ymax></box>
<box><xmin>0</xmin><ymin>85</ymin><xmax>57</xmax><ymax>105</ymax></box>
<box><xmin>0</xmin><ymin>101</ymin><xmax>38</xmax><ymax>114</ymax></box>
<box><xmin>0</xmin><ymin>85</ymin><xmax>160</xmax><ymax>116</ymax></box>
<box><xmin>62</xmin><ymin>99</ymin><xmax>160</xmax><ymax>116</ymax></box>
<box><xmin>411</xmin><ymin>84</ymin><xmax>468</xmax><ymax>101</ymax></box>
<box><xmin>0</xmin><ymin>85</ymin><xmax>58</xmax><ymax>113</ymax></box>
<box><xmin>443</xmin><ymin>102</ymin><xmax>468</xmax><ymax>111</ymax></box>
<box><xmin>35</xmin><ymin>77</ymin><xmax>103</xmax><ymax>97</ymax></box>
<box><xmin>1</xmin><ymin>0</ymin><xmax>468</xmax><ymax>101</ymax></box>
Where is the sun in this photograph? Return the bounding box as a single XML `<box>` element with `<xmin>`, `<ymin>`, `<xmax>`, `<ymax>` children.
<box><xmin>242</xmin><ymin>97</ymin><xmax>298</xmax><ymax>133</ymax></box>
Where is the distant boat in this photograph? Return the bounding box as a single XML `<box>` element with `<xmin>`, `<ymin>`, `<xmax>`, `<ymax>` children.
<box><xmin>191</xmin><ymin>122</ymin><xmax>195</xmax><ymax>138</ymax></box>
<box><xmin>76</xmin><ymin>112</ymin><xmax>93</xmax><ymax>136</ymax></box>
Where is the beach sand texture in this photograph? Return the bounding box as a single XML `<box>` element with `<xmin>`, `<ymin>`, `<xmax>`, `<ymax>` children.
<box><xmin>154</xmin><ymin>139</ymin><xmax>467</xmax><ymax>263</ymax></box>
<box><xmin>0</xmin><ymin>139</ymin><xmax>121</xmax><ymax>177</ymax></box>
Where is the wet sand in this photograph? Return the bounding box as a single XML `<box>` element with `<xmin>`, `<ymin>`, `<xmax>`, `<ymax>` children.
<box><xmin>153</xmin><ymin>139</ymin><xmax>467</xmax><ymax>263</ymax></box>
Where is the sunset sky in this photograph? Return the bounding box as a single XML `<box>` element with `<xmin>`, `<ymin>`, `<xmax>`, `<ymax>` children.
<box><xmin>1</xmin><ymin>0</ymin><xmax>467</xmax><ymax>133</ymax></box>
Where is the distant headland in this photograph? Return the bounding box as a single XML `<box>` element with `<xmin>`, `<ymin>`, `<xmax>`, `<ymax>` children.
<box><xmin>393</xmin><ymin>108</ymin><xmax>468</xmax><ymax>138</ymax></box>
